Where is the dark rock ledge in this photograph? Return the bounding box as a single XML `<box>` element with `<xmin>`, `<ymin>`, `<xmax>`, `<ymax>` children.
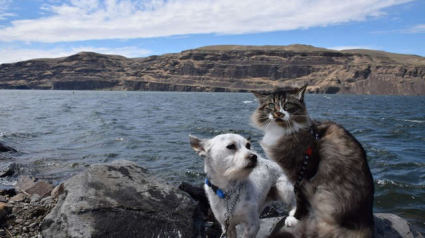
<box><xmin>0</xmin><ymin>142</ymin><xmax>17</xmax><ymax>153</ymax></box>
<box><xmin>0</xmin><ymin>160</ymin><xmax>423</xmax><ymax>238</ymax></box>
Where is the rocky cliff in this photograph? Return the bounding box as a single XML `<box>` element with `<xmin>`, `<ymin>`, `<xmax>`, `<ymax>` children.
<box><xmin>1</xmin><ymin>44</ymin><xmax>424</xmax><ymax>95</ymax></box>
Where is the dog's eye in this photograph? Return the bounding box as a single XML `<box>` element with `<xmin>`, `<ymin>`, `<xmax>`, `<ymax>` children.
<box><xmin>246</xmin><ymin>143</ymin><xmax>251</xmax><ymax>149</ymax></box>
<box><xmin>226</xmin><ymin>144</ymin><xmax>236</xmax><ymax>150</ymax></box>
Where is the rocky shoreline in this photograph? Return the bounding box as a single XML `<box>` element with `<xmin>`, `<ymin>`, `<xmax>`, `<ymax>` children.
<box><xmin>0</xmin><ymin>176</ymin><xmax>61</xmax><ymax>238</ymax></box>
<box><xmin>0</xmin><ymin>160</ymin><xmax>423</xmax><ymax>238</ymax></box>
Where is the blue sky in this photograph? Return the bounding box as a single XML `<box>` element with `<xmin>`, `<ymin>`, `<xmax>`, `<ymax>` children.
<box><xmin>0</xmin><ymin>0</ymin><xmax>424</xmax><ymax>64</ymax></box>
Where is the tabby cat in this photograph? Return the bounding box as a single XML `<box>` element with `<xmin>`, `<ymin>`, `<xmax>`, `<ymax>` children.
<box><xmin>251</xmin><ymin>84</ymin><xmax>375</xmax><ymax>238</ymax></box>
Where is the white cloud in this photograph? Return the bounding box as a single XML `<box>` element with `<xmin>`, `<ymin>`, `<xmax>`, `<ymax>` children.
<box><xmin>0</xmin><ymin>0</ymin><xmax>414</xmax><ymax>43</ymax></box>
<box><xmin>330</xmin><ymin>45</ymin><xmax>377</xmax><ymax>51</ymax></box>
<box><xmin>403</xmin><ymin>24</ymin><xmax>425</xmax><ymax>33</ymax></box>
<box><xmin>372</xmin><ymin>23</ymin><xmax>425</xmax><ymax>34</ymax></box>
<box><xmin>0</xmin><ymin>46</ymin><xmax>152</xmax><ymax>64</ymax></box>
<box><xmin>0</xmin><ymin>0</ymin><xmax>14</xmax><ymax>20</ymax></box>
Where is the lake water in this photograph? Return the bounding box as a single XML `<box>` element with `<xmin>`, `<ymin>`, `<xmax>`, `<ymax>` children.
<box><xmin>0</xmin><ymin>90</ymin><xmax>424</xmax><ymax>233</ymax></box>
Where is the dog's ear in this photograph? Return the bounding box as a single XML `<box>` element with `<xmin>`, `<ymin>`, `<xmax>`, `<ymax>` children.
<box><xmin>189</xmin><ymin>135</ymin><xmax>207</xmax><ymax>158</ymax></box>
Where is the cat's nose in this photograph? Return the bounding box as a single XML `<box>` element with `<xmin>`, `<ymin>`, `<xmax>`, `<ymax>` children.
<box><xmin>274</xmin><ymin>112</ymin><xmax>284</xmax><ymax>118</ymax></box>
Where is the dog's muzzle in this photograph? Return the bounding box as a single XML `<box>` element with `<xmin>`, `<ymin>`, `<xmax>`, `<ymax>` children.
<box><xmin>246</xmin><ymin>154</ymin><xmax>258</xmax><ymax>169</ymax></box>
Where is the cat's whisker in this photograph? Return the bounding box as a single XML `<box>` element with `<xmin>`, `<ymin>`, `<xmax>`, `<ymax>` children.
<box><xmin>264</xmin><ymin>120</ymin><xmax>272</xmax><ymax>131</ymax></box>
<box><xmin>256</xmin><ymin>117</ymin><xmax>271</xmax><ymax>129</ymax></box>
<box><xmin>286</xmin><ymin>121</ymin><xmax>299</xmax><ymax>142</ymax></box>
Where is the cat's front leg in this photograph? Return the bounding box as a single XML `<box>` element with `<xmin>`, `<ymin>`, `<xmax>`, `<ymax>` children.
<box><xmin>285</xmin><ymin>207</ymin><xmax>299</xmax><ymax>227</ymax></box>
<box><xmin>294</xmin><ymin>190</ymin><xmax>309</xmax><ymax>220</ymax></box>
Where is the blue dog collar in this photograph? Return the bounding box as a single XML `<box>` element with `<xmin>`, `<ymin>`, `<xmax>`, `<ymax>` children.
<box><xmin>205</xmin><ymin>178</ymin><xmax>226</xmax><ymax>199</ymax></box>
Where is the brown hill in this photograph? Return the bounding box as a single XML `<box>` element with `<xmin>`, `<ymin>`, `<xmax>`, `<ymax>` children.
<box><xmin>0</xmin><ymin>45</ymin><xmax>424</xmax><ymax>95</ymax></box>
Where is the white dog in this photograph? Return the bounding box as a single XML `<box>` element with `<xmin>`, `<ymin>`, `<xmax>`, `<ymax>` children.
<box><xmin>189</xmin><ymin>133</ymin><xmax>297</xmax><ymax>238</ymax></box>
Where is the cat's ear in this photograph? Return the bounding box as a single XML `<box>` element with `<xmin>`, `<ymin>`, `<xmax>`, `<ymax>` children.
<box><xmin>294</xmin><ymin>84</ymin><xmax>308</xmax><ymax>101</ymax></box>
<box><xmin>252</xmin><ymin>91</ymin><xmax>267</xmax><ymax>103</ymax></box>
<box><xmin>189</xmin><ymin>135</ymin><xmax>207</xmax><ymax>158</ymax></box>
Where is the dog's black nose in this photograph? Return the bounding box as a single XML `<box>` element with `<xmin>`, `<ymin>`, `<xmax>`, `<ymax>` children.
<box><xmin>246</xmin><ymin>154</ymin><xmax>258</xmax><ymax>169</ymax></box>
<box><xmin>248</xmin><ymin>154</ymin><xmax>257</xmax><ymax>163</ymax></box>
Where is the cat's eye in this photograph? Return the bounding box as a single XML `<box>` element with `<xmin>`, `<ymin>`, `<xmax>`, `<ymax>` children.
<box><xmin>284</xmin><ymin>103</ymin><xmax>299</xmax><ymax>113</ymax></box>
<box><xmin>226</xmin><ymin>144</ymin><xmax>236</xmax><ymax>150</ymax></box>
<box><xmin>246</xmin><ymin>143</ymin><xmax>251</xmax><ymax>149</ymax></box>
<box><xmin>267</xmin><ymin>103</ymin><xmax>275</xmax><ymax>108</ymax></box>
<box><xmin>284</xmin><ymin>103</ymin><xmax>294</xmax><ymax>109</ymax></box>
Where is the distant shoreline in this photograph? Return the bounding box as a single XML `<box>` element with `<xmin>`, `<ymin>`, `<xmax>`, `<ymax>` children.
<box><xmin>1</xmin><ymin>45</ymin><xmax>424</xmax><ymax>95</ymax></box>
<box><xmin>2</xmin><ymin>88</ymin><xmax>425</xmax><ymax>96</ymax></box>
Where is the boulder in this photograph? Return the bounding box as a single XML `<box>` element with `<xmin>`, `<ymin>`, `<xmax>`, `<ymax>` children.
<box><xmin>41</xmin><ymin>160</ymin><xmax>203</xmax><ymax>238</ymax></box>
<box><xmin>261</xmin><ymin>214</ymin><xmax>423</xmax><ymax>238</ymax></box>
<box><xmin>179</xmin><ymin>182</ymin><xmax>210</xmax><ymax>216</ymax></box>
<box><xmin>0</xmin><ymin>142</ymin><xmax>16</xmax><ymax>153</ymax></box>
<box><xmin>0</xmin><ymin>162</ymin><xmax>20</xmax><ymax>177</ymax></box>
<box><xmin>374</xmin><ymin>213</ymin><xmax>424</xmax><ymax>238</ymax></box>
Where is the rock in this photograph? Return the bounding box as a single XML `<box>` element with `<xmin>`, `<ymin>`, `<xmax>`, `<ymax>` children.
<box><xmin>0</xmin><ymin>142</ymin><xmax>17</xmax><ymax>153</ymax></box>
<box><xmin>0</xmin><ymin>202</ymin><xmax>12</xmax><ymax>220</ymax></box>
<box><xmin>40</xmin><ymin>196</ymin><xmax>52</xmax><ymax>204</ymax></box>
<box><xmin>14</xmin><ymin>218</ymin><xmax>24</xmax><ymax>224</ymax></box>
<box><xmin>10</xmin><ymin>193</ymin><xmax>28</xmax><ymax>202</ymax></box>
<box><xmin>0</xmin><ymin>188</ymin><xmax>16</xmax><ymax>197</ymax></box>
<box><xmin>26</xmin><ymin>181</ymin><xmax>53</xmax><ymax>198</ymax></box>
<box><xmin>374</xmin><ymin>213</ymin><xmax>424</xmax><ymax>238</ymax></box>
<box><xmin>50</xmin><ymin>183</ymin><xmax>64</xmax><ymax>198</ymax></box>
<box><xmin>0</xmin><ymin>162</ymin><xmax>20</xmax><ymax>177</ymax></box>
<box><xmin>257</xmin><ymin>217</ymin><xmax>285</xmax><ymax>238</ymax></box>
<box><xmin>41</xmin><ymin>160</ymin><xmax>203</xmax><ymax>238</ymax></box>
<box><xmin>264</xmin><ymin>214</ymin><xmax>423</xmax><ymax>238</ymax></box>
<box><xmin>179</xmin><ymin>182</ymin><xmax>210</xmax><ymax>216</ymax></box>
<box><xmin>16</xmin><ymin>176</ymin><xmax>54</xmax><ymax>198</ymax></box>
<box><xmin>16</xmin><ymin>176</ymin><xmax>37</xmax><ymax>191</ymax></box>
<box><xmin>30</xmin><ymin>194</ymin><xmax>41</xmax><ymax>204</ymax></box>
<box><xmin>0</xmin><ymin>195</ymin><xmax>7</xmax><ymax>203</ymax></box>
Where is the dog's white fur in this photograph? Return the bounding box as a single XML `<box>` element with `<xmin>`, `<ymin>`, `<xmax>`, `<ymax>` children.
<box><xmin>190</xmin><ymin>133</ymin><xmax>297</xmax><ymax>238</ymax></box>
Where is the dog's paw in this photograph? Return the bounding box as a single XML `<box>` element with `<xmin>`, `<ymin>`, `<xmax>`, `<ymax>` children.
<box><xmin>285</xmin><ymin>215</ymin><xmax>299</xmax><ymax>227</ymax></box>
